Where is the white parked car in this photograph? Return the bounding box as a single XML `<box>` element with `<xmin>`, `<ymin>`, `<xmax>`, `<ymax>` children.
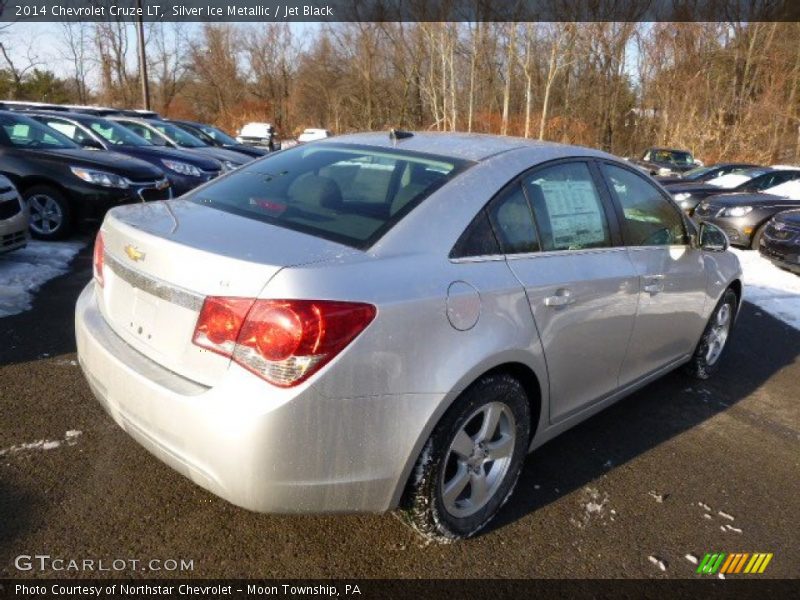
<box><xmin>236</xmin><ymin>122</ymin><xmax>279</xmax><ymax>151</ymax></box>
<box><xmin>297</xmin><ymin>128</ymin><xmax>332</xmax><ymax>143</ymax></box>
<box><xmin>0</xmin><ymin>174</ymin><xmax>28</xmax><ymax>253</ymax></box>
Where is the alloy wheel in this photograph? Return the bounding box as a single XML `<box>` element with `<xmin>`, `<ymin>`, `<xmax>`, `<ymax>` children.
<box><xmin>440</xmin><ymin>401</ymin><xmax>516</xmax><ymax>519</ymax></box>
<box><xmin>705</xmin><ymin>303</ymin><xmax>732</xmax><ymax>366</ymax></box>
<box><xmin>27</xmin><ymin>194</ymin><xmax>64</xmax><ymax>236</ymax></box>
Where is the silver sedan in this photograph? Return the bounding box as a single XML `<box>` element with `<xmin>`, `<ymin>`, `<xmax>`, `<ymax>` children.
<box><xmin>76</xmin><ymin>133</ymin><xmax>742</xmax><ymax>541</ymax></box>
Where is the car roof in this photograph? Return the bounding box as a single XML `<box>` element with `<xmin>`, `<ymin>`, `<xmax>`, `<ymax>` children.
<box><xmin>20</xmin><ymin>109</ymin><xmax>93</xmax><ymax>122</ymax></box>
<box><xmin>319</xmin><ymin>132</ymin><xmax>613</xmax><ymax>163</ymax></box>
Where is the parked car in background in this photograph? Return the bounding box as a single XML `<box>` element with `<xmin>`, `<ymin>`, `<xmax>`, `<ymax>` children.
<box><xmin>667</xmin><ymin>167</ymin><xmax>800</xmax><ymax>215</ymax></box>
<box><xmin>0</xmin><ymin>111</ymin><xmax>170</xmax><ymax>239</ymax></box>
<box><xmin>111</xmin><ymin>117</ymin><xmax>253</xmax><ymax>171</ymax></box>
<box><xmin>236</xmin><ymin>122</ymin><xmax>280</xmax><ymax>151</ymax></box>
<box><xmin>169</xmin><ymin>119</ymin><xmax>268</xmax><ymax>159</ymax></box>
<box><xmin>631</xmin><ymin>147</ymin><xmax>697</xmax><ymax>176</ymax></box>
<box><xmin>297</xmin><ymin>128</ymin><xmax>332</xmax><ymax>143</ymax></box>
<box><xmin>26</xmin><ymin>111</ymin><xmax>223</xmax><ymax>196</ymax></box>
<box><xmin>693</xmin><ymin>179</ymin><xmax>800</xmax><ymax>248</ymax></box>
<box><xmin>0</xmin><ymin>174</ymin><xmax>28</xmax><ymax>253</ymax></box>
<box><xmin>77</xmin><ymin>133</ymin><xmax>741</xmax><ymax>542</ymax></box>
<box><xmin>656</xmin><ymin>162</ymin><xmax>757</xmax><ymax>186</ymax></box>
<box><xmin>758</xmin><ymin>209</ymin><xmax>800</xmax><ymax>273</ymax></box>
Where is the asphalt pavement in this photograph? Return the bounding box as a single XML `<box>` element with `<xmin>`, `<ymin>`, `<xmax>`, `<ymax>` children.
<box><xmin>1</xmin><ymin>242</ymin><xmax>798</xmax><ymax>579</ymax></box>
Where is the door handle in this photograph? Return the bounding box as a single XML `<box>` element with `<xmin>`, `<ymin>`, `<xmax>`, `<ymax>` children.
<box><xmin>545</xmin><ymin>289</ymin><xmax>576</xmax><ymax>307</ymax></box>
<box><xmin>642</xmin><ymin>274</ymin><xmax>665</xmax><ymax>294</ymax></box>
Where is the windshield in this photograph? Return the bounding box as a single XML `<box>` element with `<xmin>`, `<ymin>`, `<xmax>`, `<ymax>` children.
<box><xmin>190</xmin><ymin>143</ymin><xmax>472</xmax><ymax>248</ymax></box>
<box><xmin>682</xmin><ymin>165</ymin><xmax>714</xmax><ymax>180</ymax></box>
<box><xmin>764</xmin><ymin>179</ymin><xmax>800</xmax><ymax>198</ymax></box>
<box><xmin>87</xmin><ymin>119</ymin><xmax>152</xmax><ymax>146</ymax></box>
<box><xmin>0</xmin><ymin>113</ymin><xmax>79</xmax><ymax>150</ymax></box>
<box><xmin>152</xmin><ymin>122</ymin><xmax>207</xmax><ymax>148</ymax></box>
<box><xmin>197</xmin><ymin>124</ymin><xmax>238</xmax><ymax>145</ymax></box>
<box><xmin>708</xmin><ymin>169</ymin><xmax>767</xmax><ymax>189</ymax></box>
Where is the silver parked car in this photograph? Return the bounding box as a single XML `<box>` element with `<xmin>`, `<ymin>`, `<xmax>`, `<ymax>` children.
<box><xmin>76</xmin><ymin>133</ymin><xmax>742</xmax><ymax>541</ymax></box>
<box><xmin>0</xmin><ymin>174</ymin><xmax>29</xmax><ymax>253</ymax></box>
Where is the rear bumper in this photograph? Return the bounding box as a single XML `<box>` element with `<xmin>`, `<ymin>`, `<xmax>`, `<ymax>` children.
<box><xmin>75</xmin><ymin>283</ymin><xmax>438</xmax><ymax>513</ymax></box>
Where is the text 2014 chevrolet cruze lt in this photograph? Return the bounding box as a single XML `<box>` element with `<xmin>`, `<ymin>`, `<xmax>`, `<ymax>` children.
<box><xmin>76</xmin><ymin>133</ymin><xmax>742</xmax><ymax>541</ymax></box>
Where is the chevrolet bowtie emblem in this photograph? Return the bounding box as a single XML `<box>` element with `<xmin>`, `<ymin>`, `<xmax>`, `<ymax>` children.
<box><xmin>124</xmin><ymin>245</ymin><xmax>145</xmax><ymax>262</ymax></box>
<box><xmin>156</xmin><ymin>179</ymin><xmax>170</xmax><ymax>190</ymax></box>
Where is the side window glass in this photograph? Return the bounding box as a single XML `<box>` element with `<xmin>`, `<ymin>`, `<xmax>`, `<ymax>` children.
<box><xmin>601</xmin><ymin>163</ymin><xmax>686</xmax><ymax>246</ymax></box>
<box><xmin>486</xmin><ymin>184</ymin><xmax>539</xmax><ymax>254</ymax></box>
<box><xmin>450</xmin><ymin>209</ymin><xmax>500</xmax><ymax>258</ymax></box>
<box><xmin>523</xmin><ymin>162</ymin><xmax>611</xmax><ymax>251</ymax></box>
<box><xmin>450</xmin><ymin>184</ymin><xmax>539</xmax><ymax>258</ymax></box>
<box><xmin>45</xmin><ymin>120</ymin><xmax>78</xmax><ymax>141</ymax></box>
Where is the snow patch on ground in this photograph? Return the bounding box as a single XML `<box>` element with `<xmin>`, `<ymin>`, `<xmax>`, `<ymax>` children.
<box><xmin>0</xmin><ymin>241</ymin><xmax>84</xmax><ymax>318</ymax></box>
<box><xmin>733</xmin><ymin>248</ymin><xmax>800</xmax><ymax>330</ymax></box>
<box><xmin>571</xmin><ymin>487</ymin><xmax>613</xmax><ymax>528</ymax></box>
<box><xmin>0</xmin><ymin>429</ymin><xmax>83</xmax><ymax>457</ymax></box>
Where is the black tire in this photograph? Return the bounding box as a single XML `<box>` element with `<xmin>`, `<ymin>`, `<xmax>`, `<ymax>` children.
<box><xmin>23</xmin><ymin>185</ymin><xmax>72</xmax><ymax>240</ymax></box>
<box><xmin>399</xmin><ymin>373</ymin><xmax>531</xmax><ymax>542</ymax></box>
<box><xmin>750</xmin><ymin>222</ymin><xmax>768</xmax><ymax>250</ymax></box>
<box><xmin>685</xmin><ymin>288</ymin><xmax>738</xmax><ymax>380</ymax></box>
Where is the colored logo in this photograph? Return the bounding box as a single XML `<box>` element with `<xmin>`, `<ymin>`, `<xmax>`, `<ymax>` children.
<box><xmin>697</xmin><ymin>552</ymin><xmax>773</xmax><ymax>575</ymax></box>
<box><xmin>124</xmin><ymin>245</ymin><xmax>146</xmax><ymax>262</ymax></box>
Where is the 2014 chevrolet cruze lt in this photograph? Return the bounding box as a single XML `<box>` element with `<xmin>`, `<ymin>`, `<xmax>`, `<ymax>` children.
<box><xmin>76</xmin><ymin>133</ymin><xmax>742</xmax><ymax>541</ymax></box>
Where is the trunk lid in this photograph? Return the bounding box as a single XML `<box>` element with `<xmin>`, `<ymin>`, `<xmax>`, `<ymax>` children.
<box><xmin>97</xmin><ymin>199</ymin><xmax>358</xmax><ymax>386</ymax></box>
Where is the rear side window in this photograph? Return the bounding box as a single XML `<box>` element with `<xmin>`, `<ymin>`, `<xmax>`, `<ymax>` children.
<box><xmin>190</xmin><ymin>143</ymin><xmax>471</xmax><ymax>249</ymax></box>
<box><xmin>523</xmin><ymin>162</ymin><xmax>611</xmax><ymax>251</ymax></box>
<box><xmin>450</xmin><ymin>183</ymin><xmax>539</xmax><ymax>258</ymax></box>
<box><xmin>486</xmin><ymin>184</ymin><xmax>539</xmax><ymax>254</ymax></box>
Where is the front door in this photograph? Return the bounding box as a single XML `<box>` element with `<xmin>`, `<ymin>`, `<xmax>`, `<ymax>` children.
<box><xmin>503</xmin><ymin>161</ymin><xmax>640</xmax><ymax>422</ymax></box>
<box><xmin>597</xmin><ymin>161</ymin><xmax>708</xmax><ymax>385</ymax></box>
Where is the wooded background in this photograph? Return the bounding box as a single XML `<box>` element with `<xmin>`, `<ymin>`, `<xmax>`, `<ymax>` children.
<box><xmin>2</xmin><ymin>21</ymin><xmax>799</xmax><ymax>163</ymax></box>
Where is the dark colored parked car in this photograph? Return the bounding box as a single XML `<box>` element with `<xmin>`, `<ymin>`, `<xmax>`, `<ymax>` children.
<box><xmin>169</xmin><ymin>119</ymin><xmax>268</xmax><ymax>159</ymax></box>
<box><xmin>110</xmin><ymin>117</ymin><xmax>253</xmax><ymax>170</ymax></box>
<box><xmin>26</xmin><ymin>111</ymin><xmax>222</xmax><ymax>196</ymax></box>
<box><xmin>0</xmin><ymin>111</ymin><xmax>170</xmax><ymax>239</ymax></box>
<box><xmin>631</xmin><ymin>147</ymin><xmax>696</xmax><ymax>175</ymax></box>
<box><xmin>758</xmin><ymin>209</ymin><xmax>800</xmax><ymax>273</ymax></box>
<box><xmin>667</xmin><ymin>168</ymin><xmax>800</xmax><ymax>215</ymax></box>
<box><xmin>693</xmin><ymin>183</ymin><xmax>800</xmax><ymax>249</ymax></box>
<box><xmin>656</xmin><ymin>162</ymin><xmax>757</xmax><ymax>186</ymax></box>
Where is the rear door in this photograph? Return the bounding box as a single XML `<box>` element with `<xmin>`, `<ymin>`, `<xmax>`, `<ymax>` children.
<box><xmin>498</xmin><ymin>160</ymin><xmax>640</xmax><ymax>423</ymax></box>
<box><xmin>597</xmin><ymin>161</ymin><xmax>707</xmax><ymax>384</ymax></box>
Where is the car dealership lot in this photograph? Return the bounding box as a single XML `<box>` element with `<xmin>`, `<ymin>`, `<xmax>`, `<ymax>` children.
<box><xmin>0</xmin><ymin>242</ymin><xmax>798</xmax><ymax>578</ymax></box>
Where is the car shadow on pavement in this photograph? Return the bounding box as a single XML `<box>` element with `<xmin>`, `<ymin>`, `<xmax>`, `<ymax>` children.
<box><xmin>0</xmin><ymin>480</ymin><xmax>39</xmax><ymax>554</ymax></box>
<box><xmin>0</xmin><ymin>242</ymin><xmax>92</xmax><ymax>368</ymax></box>
<box><xmin>485</xmin><ymin>300</ymin><xmax>800</xmax><ymax>534</ymax></box>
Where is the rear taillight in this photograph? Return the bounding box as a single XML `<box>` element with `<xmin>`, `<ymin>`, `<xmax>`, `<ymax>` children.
<box><xmin>192</xmin><ymin>298</ymin><xmax>376</xmax><ymax>387</ymax></box>
<box><xmin>93</xmin><ymin>232</ymin><xmax>105</xmax><ymax>287</ymax></box>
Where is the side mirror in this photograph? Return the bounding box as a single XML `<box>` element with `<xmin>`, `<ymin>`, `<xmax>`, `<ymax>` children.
<box><xmin>699</xmin><ymin>222</ymin><xmax>729</xmax><ymax>252</ymax></box>
<box><xmin>79</xmin><ymin>137</ymin><xmax>102</xmax><ymax>149</ymax></box>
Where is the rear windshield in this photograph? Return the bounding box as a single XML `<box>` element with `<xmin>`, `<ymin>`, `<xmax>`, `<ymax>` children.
<box><xmin>189</xmin><ymin>143</ymin><xmax>471</xmax><ymax>248</ymax></box>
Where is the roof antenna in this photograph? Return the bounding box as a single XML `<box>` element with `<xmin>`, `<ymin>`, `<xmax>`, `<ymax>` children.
<box><xmin>389</xmin><ymin>129</ymin><xmax>413</xmax><ymax>142</ymax></box>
